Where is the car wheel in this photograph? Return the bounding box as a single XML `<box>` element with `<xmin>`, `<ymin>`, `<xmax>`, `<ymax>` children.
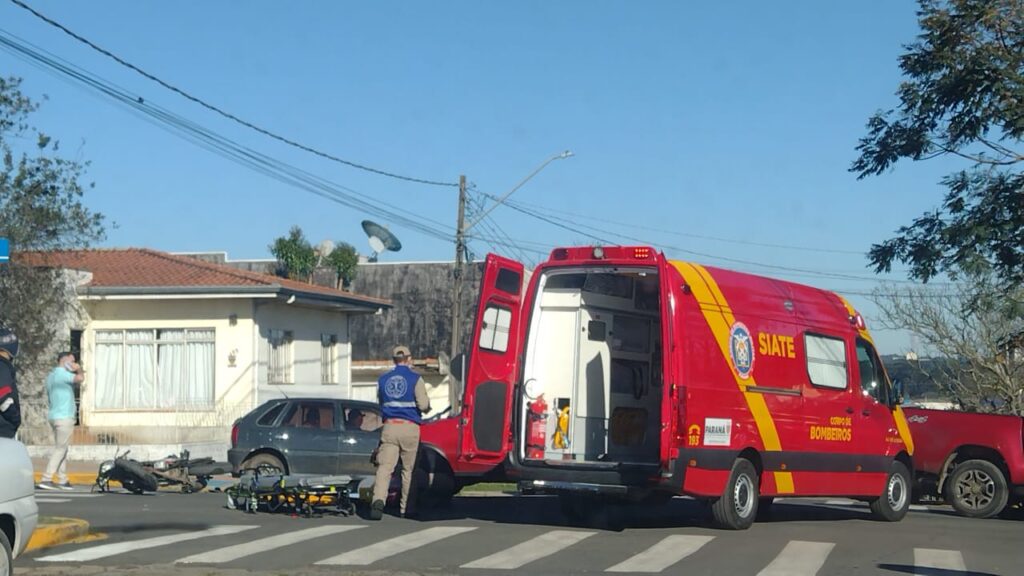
<box><xmin>945</xmin><ymin>459</ymin><xmax>1008</xmax><ymax>519</ymax></box>
<box><xmin>1</xmin><ymin>527</ymin><xmax>13</xmax><ymax>576</ymax></box>
<box><xmin>241</xmin><ymin>453</ymin><xmax>286</xmax><ymax>476</ymax></box>
<box><xmin>870</xmin><ymin>460</ymin><xmax>911</xmax><ymax>522</ymax></box>
<box><xmin>711</xmin><ymin>458</ymin><xmax>759</xmax><ymax>530</ymax></box>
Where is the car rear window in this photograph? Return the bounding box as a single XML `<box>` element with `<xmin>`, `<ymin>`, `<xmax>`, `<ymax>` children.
<box><xmin>257</xmin><ymin>403</ymin><xmax>286</xmax><ymax>426</ymax></box>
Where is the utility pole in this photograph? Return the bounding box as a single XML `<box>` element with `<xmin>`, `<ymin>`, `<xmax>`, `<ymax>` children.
<box><xmin>450</xmin><ymin>175</ymin><xmax>466</xmax><ymax>411</ymax></box>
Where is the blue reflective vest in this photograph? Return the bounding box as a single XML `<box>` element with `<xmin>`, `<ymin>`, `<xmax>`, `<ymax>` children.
<box><xmin>378</xmin><ymin>365</ymin><xmax>421</xmax><ymax>423</ymax></box>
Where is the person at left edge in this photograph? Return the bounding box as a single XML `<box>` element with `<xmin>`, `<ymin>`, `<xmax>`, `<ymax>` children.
<box><xmin>0</xmin><ymin>327</ymin><xmax>21</xmax><ymax>439</ymax></box>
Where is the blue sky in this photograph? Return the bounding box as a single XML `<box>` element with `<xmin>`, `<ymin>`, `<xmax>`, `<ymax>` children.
<box><xmin>1</xmin><ymin>1</ymin><xmax>957</xmax><ymax>354</ymax></box>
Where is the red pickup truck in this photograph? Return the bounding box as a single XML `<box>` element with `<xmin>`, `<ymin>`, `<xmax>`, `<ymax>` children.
<box><xmin>904</xmin><ymin>407</ymin><xmax>1024</xmax><ymax>518</ymax></box>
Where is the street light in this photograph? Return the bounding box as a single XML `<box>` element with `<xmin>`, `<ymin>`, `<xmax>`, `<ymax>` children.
<box><xmin>465</xmin><ymin>150</ymin><xmax>574</xmax><ymax>232</ymax></box>
<box><xmin>449</xmin><ymin>150</ymin><xmax>574</xmax><ymax>411</ymax></box>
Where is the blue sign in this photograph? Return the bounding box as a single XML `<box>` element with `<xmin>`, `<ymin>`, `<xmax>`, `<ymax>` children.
<box><xmin>0</xmin><ymin>238</ymin><xmax>8</xmax><ymax>264</ymax></box>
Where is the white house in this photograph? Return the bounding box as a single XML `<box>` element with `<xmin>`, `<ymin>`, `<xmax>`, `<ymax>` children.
<box><xmin>25</xmin><ymin>248</ymin><xmax>391</xmax><ymax>459</ymax></box>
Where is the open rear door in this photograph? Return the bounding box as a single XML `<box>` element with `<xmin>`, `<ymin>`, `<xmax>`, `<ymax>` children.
<box><xmin>459</xmin><ymin>254</ymin><xmax>526</xmax><ymax>467</ymax></box>
<box><xmin>658</xmin><ymin>253</ymin><xmax>679</xmax><ymax>469</ymax></box>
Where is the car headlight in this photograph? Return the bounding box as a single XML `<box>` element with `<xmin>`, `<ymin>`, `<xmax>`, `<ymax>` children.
<box><xmin>99</xmin><ymin>461</ymin><xmax>114</xmax><ymax>474</ymax></box>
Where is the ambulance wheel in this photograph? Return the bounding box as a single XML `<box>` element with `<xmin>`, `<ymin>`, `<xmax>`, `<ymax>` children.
<box><xmin>711</xmin><ymin>458</ymin><xmax>759</xmax><ymax>530</ymax></box>
<box><xmin>870</xmin><ymin>461</ymin><xmax>911</xmax><ymax>522</ymax></box>
<box><xmin>945</xmin><ymin>459</ymin><xmax>1008</xmax><ymax>519</ymax></box>
<box><xmin>1</xmin><ymin>527</ymin><xmax>13</xmax><ymax>576</ymax></box>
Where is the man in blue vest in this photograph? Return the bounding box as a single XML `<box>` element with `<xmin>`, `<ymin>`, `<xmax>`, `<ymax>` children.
<box><xmin>370</xmin><ymin>345</ymin><xmax>430</xmax><ymax>520</ymax></box>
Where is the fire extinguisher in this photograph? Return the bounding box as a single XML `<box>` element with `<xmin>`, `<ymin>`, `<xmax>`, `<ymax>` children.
<box><xmin>526</xmin><ymin>395</ymin><xmax>548</xmax><ymax>459</ymax></box>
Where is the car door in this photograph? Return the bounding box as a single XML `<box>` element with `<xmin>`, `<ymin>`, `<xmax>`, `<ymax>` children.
<box><xmin>274</xmin><ymin>400</ymin><xmax>341</xmax><ymax>475</ymax></box>
<box><xmin>338</xmin><ymin>404</ymin><xmax>383</xmax><ymax>476</ymax></box>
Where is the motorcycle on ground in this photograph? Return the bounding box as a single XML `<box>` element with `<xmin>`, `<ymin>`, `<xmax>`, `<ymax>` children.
<box><xmin>95</xmin><ymin>449</ymin><xmax>226</xmax><ymax>494</ymax></box>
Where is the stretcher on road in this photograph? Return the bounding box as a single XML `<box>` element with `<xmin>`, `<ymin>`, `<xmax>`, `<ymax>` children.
<box><xmin>225</xmin><ymin>470</ymin><xmax>375</xmax><ymax>518</ymax></box>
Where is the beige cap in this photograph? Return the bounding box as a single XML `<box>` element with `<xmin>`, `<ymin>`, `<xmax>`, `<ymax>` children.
<box><xmin>392</xmin><ymin>345</ymin><xmax>411</xmax><ymax>358</ymax></box>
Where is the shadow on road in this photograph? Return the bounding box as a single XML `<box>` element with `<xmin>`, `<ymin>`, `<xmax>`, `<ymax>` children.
<box><xmin>878</xmin><ymin>564</ymin><xmax>998</xmax><ymax>576</ymax></box>
<box><xmin>88</xmin><ymin>522</ymin><xmax>217</xmax><ymax>534</ymax></box>
<box><xmin>411</xmin><ymin>495</ymin><xmax>877</xmax><ymax>531</ymax></box>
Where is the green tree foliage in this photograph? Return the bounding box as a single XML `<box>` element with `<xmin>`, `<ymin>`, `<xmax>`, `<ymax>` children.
<box><xmin>324</xmin><ymin>241</ymin><xmax>359</xmax><ymax>289</ymax></box>
<box><xmin>0</xmin><ymin>77</ymin><xmax>106</xmax><ymax>369</ymax></box>
<box><xmin>852</xmin><ymin>0</ymin><xmax>1024</xmax><ymax>285</ymax></box>
<box><xmin>269</xmin><ymin>225</ymin><xmax>316</xmax><ymax>281</ymax></box>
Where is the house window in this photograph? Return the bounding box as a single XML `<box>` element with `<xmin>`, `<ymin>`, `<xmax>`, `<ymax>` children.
<box><xmin>321</xmin><ymin>333</ymin><xmax>337</xmax><ymax>385</ymax></box>
<box><xmin>94</xmin><ymin>328</ymin><xmax>215</xmax><ymax>410</ymax></box>
<box><xmin>268</xmin><ymin>329</ymin><xmax>293</xmax><ymax>384</ymax></box>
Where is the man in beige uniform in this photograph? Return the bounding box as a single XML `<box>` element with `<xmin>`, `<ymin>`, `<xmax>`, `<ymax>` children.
<box><xmin>370</xmin><ymin>345</ymin><xmax>430</xmax><ymax>520</ymax></box>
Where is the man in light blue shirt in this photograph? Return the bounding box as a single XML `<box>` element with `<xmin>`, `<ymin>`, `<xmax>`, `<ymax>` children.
<box><xmin>37</xmin><ymin>351</ymin><xmax>84</xmax><ymax>491</ymax></box>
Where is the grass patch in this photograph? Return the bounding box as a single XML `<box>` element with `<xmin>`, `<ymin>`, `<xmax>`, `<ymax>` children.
<box><xmin>461</xmin><ymin>482</ymin><xmax>517</xmax><ymax>492</ymax></box>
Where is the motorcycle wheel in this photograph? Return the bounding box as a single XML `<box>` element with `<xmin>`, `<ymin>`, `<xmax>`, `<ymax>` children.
<box><xmin>114</xmin><ymin>459</ymin><xmax>159</xmax><ymax>493</ymax></box>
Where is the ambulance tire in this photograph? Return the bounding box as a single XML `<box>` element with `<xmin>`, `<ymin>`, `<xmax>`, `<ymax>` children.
<box><xmin>945</xmin><ymin>459</ymin><xmax>1008</xmax><ymax>519</ymax></box>
<box><xmin>711</xmin><ymin>458</ymin><xmax>759</xmax><ymax>530</ymax></box>
<box><xmin>870</xmin><ymin>461</ymin><xmax>911</xmax><ymax>522</ymax></box>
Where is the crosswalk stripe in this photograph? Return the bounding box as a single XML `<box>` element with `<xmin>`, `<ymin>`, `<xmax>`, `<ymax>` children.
<box><xmin>177</xmin><ymin>525</ymin><xmax>364</xmax><ymax>564</ymax></box>
<box><xmin>909</xmin><ymin>504</ymin><xmax>930</xmax><ymax>511</ymax></box>
<box><xmin>823</xmin><ymin>499</ymin><xmax>857</xmax><ymax>506</ymax></box>
<box><xmin>914</xmin><ymin>548</ymin><xmax>966</xmax><ymax>571</ymax></box>
<box><xmin>35</xmin><ymin>498</ymin><xmax>71</xmax><ymax>503</ymax></box>
<box><xmin>37</xmin><ymin>525</ymin><xmax>258</xmax><ymax>562</ymax></box>
<box><xmin>461</xmin><ymin>530</ymin><xmax>595</xmax><ymax>569</ymax></box>
<box><xmin>34</xmin><ymin>492</ymin><xmax>100</xmax><ymax>498</ymax></box>
<box><xmin>605</xmin><ymin>535</ymin><xmax>715</xmax><ymax>573</ymax></box>
<box><xmin>315</xmin><ymin>526</ymin><xmax>476</xmax><ymax>566</ymax></box>
<box><xmin>757</xmin><ymin>541</ymin><xmax>835</xmax><ymax>576</ymax></box>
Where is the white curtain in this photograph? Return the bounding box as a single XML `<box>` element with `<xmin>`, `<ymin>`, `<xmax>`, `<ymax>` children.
<box><xmin>94</xmin><ymin>333</ymin><xmax>124</xmax><ymax>409</ymax></box>
<box><xmin>185</xmin><ymin>330</ymin><xmax>214</xmax><ymax>407</ymax></box>
<box><xmin>126</xmin><ymin>330</ymin><xmax>156</xmax><ymax>408</ymax></box>
<box><xmin>157</xmin><ymin>329</ymin><xmax>184</xmax><ymax>409</ymax></box>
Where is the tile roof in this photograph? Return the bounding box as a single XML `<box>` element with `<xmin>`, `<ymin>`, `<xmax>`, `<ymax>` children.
<box><xmin>17</xmin><ymin>248</ymin><xmax>391</xmax><ymax>308</ymax></box>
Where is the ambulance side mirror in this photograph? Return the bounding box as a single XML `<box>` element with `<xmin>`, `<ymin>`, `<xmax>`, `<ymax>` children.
<box><xmin>892</xmin><ymin>378</ymin><xmax>905</xmax><ymax>407</ymax></box>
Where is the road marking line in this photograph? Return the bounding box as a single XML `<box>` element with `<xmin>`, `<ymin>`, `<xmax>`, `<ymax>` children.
<box><xmin>462</xmin><ymin>530</ymin><xmax>595</xmax><ymax>569</ymax></box>
<box><xmin>37</xmin><ymin>525</ymin><xmax>258</xmax><ymax>562</ymax></box>
<box><xmin>34</xmin><ymin>492</ymin><xmax>100</xmax><ymax>498</ymax></box>
<box><xmin>757</xmin><ymin>541</ymin><xmax>835</xmax><ymax>576</ymax></box>
<box><xmin>34</xmin><ymin>498</ymin><xmax>72</xmax><ymax>503</ymax></box>
<box><xmin>315</xmin><ymin>526</ymin><xmax>476</xmax><ymax>566</ymax></box>
<box><xmin>909</xmin><ymin>504</ymin><xmax>930</xmax><ymax>511</ymax></box>
<box><xmin>605</xmin><ymin>535</ymin><xmax>715</xmax><ymax>573</ymax></box>
<box><xmin>177</xmin><ymin>525</ymin><xmax>364</xmax><ymax>564</ymax></box>
<box><xmin>824</xmin><ymin>499</ymin><xmax>858</xmax><ymax>506</ymax></box>
<box><xmin>914</xmin><ymin>548</ymin><xmax>966</xmax><ymax>571</ymax></box>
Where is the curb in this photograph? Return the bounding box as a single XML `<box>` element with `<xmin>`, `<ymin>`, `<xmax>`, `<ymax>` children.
<box><xmin>26</xmin><ymin>517</ymin><xmax>90</xmax><ymax>552</ymax></box>
<box><xmin>33</xmin><ymin>472</ymin><xmax>99</xmax><ymax>486</ymax></box>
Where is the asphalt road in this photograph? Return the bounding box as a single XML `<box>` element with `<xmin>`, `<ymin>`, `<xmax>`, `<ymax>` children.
<box><xmin>17</xmin><ymin>485</ymin><xmax>1024</xmax><ymax>576</ymax></box>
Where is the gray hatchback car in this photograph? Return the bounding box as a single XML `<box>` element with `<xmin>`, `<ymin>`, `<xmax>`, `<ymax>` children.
<box><xmin>228</xmin><ymin>397</ymin><xmax>383</xmax><ymax>477</ymax></box>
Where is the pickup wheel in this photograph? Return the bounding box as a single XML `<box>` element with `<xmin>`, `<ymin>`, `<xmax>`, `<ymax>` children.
<box><xmin>1</xmin><ymin>527</ymin><xmax>12</xmax><ymax>576</ymax></box>
<box><xmin>711</xmin><ymin>458</ymin><xmax>759</xmax><ymax>530</ymax></box>
<box><xmin>945</xmin><ymin>459</ymin><xmax>1008</xmax><ymax>519</ymax></box>
<box><xmin>870</xmin><ymin>461</ymin><xmax>911</xmax><ymax>522</ymax></box>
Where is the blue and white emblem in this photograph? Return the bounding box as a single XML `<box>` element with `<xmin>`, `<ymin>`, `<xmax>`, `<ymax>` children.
<box><xmin>729</xmin><ymin>321</ymin><xmax>755</xmax><ymax>379</ymax></box>
<box><xmin>385</xmin><ymin>374</ymin><xmax>408</xmax><ymax>398</ymax></box>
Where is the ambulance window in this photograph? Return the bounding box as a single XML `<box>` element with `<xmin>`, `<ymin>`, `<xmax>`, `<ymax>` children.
<box><xmin>478</xmin><ymin>304</ymin><xmax>512</xmax><ymax>353</ymax></box>
<box><xmin>856</xmin><ymin>340</ymin><xmax>890</xmax><ymax>405</ymax></box>
<box><xmin>495</xmin><ymin>268</ymin><xmax>522</xmax><ymax>295</ymax></box>
<box><xmin>805</xmin><ymin>334</ymin><xmax>847</xmax><ymax>389</ymax></box>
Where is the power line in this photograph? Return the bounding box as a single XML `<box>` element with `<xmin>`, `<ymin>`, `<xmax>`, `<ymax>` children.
<box><xmin>8</xmin><ymin>0</ymin><xmax>458</xmax><ymax>188</ymax></box>
<box><xmin>474</xmin><ymin>190</ymin><xmax>867</xmax><ymax>256</ymax></box>
<box><xmin>0</xmin><ymin>30</ymin><xmax>456</xmax><ymax>245</ymax></box>
<box><xmin>469</xmin><ymin>187</ymin><xmax>946</xmax><ymax>285</ymax></box>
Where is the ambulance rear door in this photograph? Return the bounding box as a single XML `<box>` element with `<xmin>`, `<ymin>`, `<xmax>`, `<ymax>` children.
<box><xmin>459</xmin><ymin>254</ymin><xmax>526</xmax><ymax>467</ymax></box>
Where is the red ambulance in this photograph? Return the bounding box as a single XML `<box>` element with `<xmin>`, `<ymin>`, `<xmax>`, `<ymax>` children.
<box><xmin>418</xmin><ymin>246</ymin><xmax>916</xmax><ymax>529</ymax></box>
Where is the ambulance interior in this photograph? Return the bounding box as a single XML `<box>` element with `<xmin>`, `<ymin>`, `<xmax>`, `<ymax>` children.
<box><xmin>520</xmin><ymin>268</ymin><xmax>663</xmax><ymax>466</ymax></box>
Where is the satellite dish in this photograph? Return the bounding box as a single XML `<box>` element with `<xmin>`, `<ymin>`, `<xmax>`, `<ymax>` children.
<box><xmin>361</xmin><ymin>220</ymin><xmax>402</xmax><ymax>262</ymax></box>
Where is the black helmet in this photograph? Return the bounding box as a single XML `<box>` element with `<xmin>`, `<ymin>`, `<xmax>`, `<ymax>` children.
<box><xmin>0</xmin><ymin>327</ymin><xmax>18</xmax><ymax>359</ymax></box>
